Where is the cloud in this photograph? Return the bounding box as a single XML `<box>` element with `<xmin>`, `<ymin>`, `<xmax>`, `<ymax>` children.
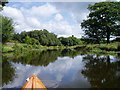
<box><xmin>8</xmin><ymin>0</ymin><xmax>120</xmax><ymax>2</ymax></box>
<box><xmin>52</xmin><ymin>2</ymin><xmax>92</xmax><ymax>23</ymax></box>
<box><xmin>20</xmin><ymin>3</ymin><xmax>58</xmax><ymax>18</ymax></box>
<box><xmin>55</xmin><ymin>13</ymin><xmax>63</xmax><ymax>21</ymax></box>
<box><xmin>26</xmin><ymin>17</ymin><xmax>41</xmax><ymax>28</ymax></box>
<box><xmin>2</xmin><ymin>6</ymin><xmax>25</xmax><ymax>23</ymax></box>
<box><xmin>2</xmin><ymin>3</ymin><xmax>87</xmax><ymax>37</ymax></box>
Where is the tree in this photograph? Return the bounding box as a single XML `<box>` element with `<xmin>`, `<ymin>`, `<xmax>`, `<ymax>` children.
<box><xmin>58</xmin><ymin>36</ymin><xmax>80</xmax><ymax>46</ymax></box>
<box><xmin>1</xmin><ymin>16</ymin><xmax>14</xmax><ymax>44</ymax></box>
<box><xmin>58</xmin><ymin>37</ymin><xmax>69</xmax><ymax>46</ymax></box>
<box><xmin>13</xmin><ymin>29</ymin><xmax>61</xmax><ymax>46</ymax></box>
<box><xmin>81</xmin><ymin>2</ymin><xmax>120</xmax><ymax>44</ymax></box>
<box><xmin>23</xmin><ymin>36</ymin><xmax>40</xmax><ymax>45</ymax></box>
<box><xmin>23</xmin><ymin>36</ymin><xmax>32</xmax><ymax>45</ymax></box>
<box><xmin>68</xmin><ymin>36</ymin><xmax>80</xmax><ymax>46</ymax></box>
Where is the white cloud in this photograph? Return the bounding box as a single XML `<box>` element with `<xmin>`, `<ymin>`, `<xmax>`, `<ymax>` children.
<box><xmin>2</xmin><ymin>3</ymin><xmax>85</xmax><ymax>38</ymax></box>
<box><xmin>26</xmin><ymin>17</ymin><xmax>41</xmax><ymax>28</ymax></box>
<box><xmin>20</xmin><ymin>3</ymin><xmax>58</xmax><ymax>18</ymax></box>
<box><xmin>55</xmin><ymin>13</ymin><xmax>63</xmax><ymax>21</ymax></box>
<box><xmin>2</xmin><ymin>6</ymin><xmax>25</xmax><ymax>23</ymax></box>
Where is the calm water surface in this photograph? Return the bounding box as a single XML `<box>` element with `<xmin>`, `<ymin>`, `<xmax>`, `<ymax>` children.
<box><xmin>2</xmin><ymin>50</ymin><xmax>120</xmax><ymax>88</ymax></box>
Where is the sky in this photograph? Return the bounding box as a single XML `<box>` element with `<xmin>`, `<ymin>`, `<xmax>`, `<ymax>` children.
<box><xmin>1</xmin><ymin>0</ymin><xmax>120</xmax><ymax>38</ymax></box>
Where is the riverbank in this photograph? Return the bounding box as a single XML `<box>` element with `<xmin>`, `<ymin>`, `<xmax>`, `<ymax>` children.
<box><xmin>2</xmin><ymin>42</ymin><xmax>120</xmax><ymax>54</ymax></box>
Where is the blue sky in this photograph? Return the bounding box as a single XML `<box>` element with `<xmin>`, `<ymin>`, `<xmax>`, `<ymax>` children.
<box><xmin>2</xmin><ymin>1</ymin><xmax>118</xmax><ymax>38</ymax></box>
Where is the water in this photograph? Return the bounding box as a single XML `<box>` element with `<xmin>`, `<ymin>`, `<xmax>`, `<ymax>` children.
<box><xmin>2</xmin><ymin>49</ymin><xmax>120</xmax><ymax>88</ymax></box>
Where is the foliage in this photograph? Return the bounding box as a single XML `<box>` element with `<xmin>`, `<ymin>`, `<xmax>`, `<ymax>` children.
<box><xmin>1</xmin><ymin>16</ymin><xmax>14</xmax><ymax>44</ymax></box>
<box><xmin>13</xmin><ymin>29</ymin><xmax>61</xmax><ymax>46</ymax></box>
<box><xmin>59</xmin><ymin>36</ymin><xmax>81</xmax><ymax>46</ymax></box>
<box><xmin>81</xmin><ymin>37</ymin><xmax>96</xmax><ymax>44</ymax></box>
<box><xmin>12</xmin><ymin>43</ymin><xmax>24</xmax><ymax>51</ymax></box>
<box><xmin>2</xmin><ymin>45</ymin><xmax>14</xmax><ymax>52</ymax></box>
<box><xmin>81</xmin><ymin>2</ymin><xmax>120</xmax><ymax>44</ymax></box>
<box><xmin>23</xmin><ymin>36</ymin><xmax>40</xmax><ymax>45</ymax></box>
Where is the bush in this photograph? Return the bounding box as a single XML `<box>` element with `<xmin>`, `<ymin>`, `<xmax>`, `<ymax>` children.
<box><xmin>59</xmin><ymin>36</ymin><xmax>81</xmax><ymax>46</ymax></box>
<box><xmin>23</xmin><ymin>36</ymin><xmax>40</xmax><ymax>45</ymax></box>
<box><xmin>12</xmin><ymin>44</ymin><xmax>24</xmax><ymax>51</ymax></box>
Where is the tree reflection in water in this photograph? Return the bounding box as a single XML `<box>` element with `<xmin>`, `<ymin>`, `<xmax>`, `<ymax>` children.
<box><xmin>2</xmin><ymin>56</ymin><xmax>15</xmax><ymax>86</ymax></box>
<box><xmin>4</xmin><ymin>49</ymin><xmax>84</xmax><ymax>66</ymax></box>
<box><xmin>2</xmin><ymin>49</ymin><xmax>84</xmax><ymax>86</ymax></box>
<box><xmin>2</xmin><ymin>49</ymin><xmax>120</xmax><ymax>88</ymax></box>
<box><xmin>81</xmin><ymin>55</ymin><xmax>120</xmax><ymax>88</ymax></box>
<box><xmin>8</xmin><ymin>50</ymin><xmax>61</xmax><ymax>66</ymax></box>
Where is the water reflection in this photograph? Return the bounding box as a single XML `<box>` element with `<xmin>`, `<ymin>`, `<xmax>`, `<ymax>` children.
<box><xmin>2</xmin><ymin>57</ymin><xmax>15</xmax><ymax>86</ymax></box>
<box><xmin>4</xmin><ymin>49</ymin><xmax>83</xmax><ymax>66</ymax></box>
<box><xmin>9</xmin><ymin>50</ymin><xmax>61</xmax><ymax>66</ymax></box>
<box><xmin>3</xmin><ymin>55</ymin><xmax>85</xmax><ymax>88</ymax></box>
<box><xmin>2</xmin><ymin>49</ymin><xmax>120</xmax><ymax>88</ymax></box>
<box><xmin>81</xmin><ymin>55</ymin><xmax>120</xmax><ymax>88</ymax></box>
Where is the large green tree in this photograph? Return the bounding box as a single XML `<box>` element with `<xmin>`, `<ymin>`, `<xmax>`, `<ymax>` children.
<box><xmin>1</xmin><ymin>16</ymin><xmax>14</xmax><ymax>44</ymax></box>
<box><xmin>81</xmin><ymin>2</ymin><xmax>120</xmax><ymax>44</ymax></box>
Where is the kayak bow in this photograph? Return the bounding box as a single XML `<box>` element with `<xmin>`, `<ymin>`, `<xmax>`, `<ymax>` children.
<box><xmin>22</xmin><ymin>75</ymin><xmax>47</xmax><ymax>90</ymax></box>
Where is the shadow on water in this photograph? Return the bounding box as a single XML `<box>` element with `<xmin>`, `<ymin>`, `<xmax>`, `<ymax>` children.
<box><xmin>81</xmin><ymin>55</ymin><xmax>120</xmax><ymax>88</ymax></box>
<box><xmin>2</xmin><ymin>49</ymin><xmax>120</xmax><ymax>88</ymax></box>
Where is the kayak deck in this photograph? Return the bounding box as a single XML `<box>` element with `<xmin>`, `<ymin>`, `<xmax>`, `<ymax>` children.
<box><xmin>22</xmin><ymin>75</ymin><xmax>47</xmax><ymax>90</ymax></box>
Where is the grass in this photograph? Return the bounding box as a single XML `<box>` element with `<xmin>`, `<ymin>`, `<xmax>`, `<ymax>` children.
<box><xmin>98</xmin><ymin>43</ymin><xmax>118</xmax><ymax>51</ymax></box>
<box><xmin>85</xmin><ymin>42</ymin><xmax>119</xmax><ymax>51</ymax></box>
<box><xmin>2</xmin><ymin>42</ymin><xmax>120</xmax><ymax>53</ymax></box>
<box><xmin>2</xmin><ymin>43</ymin><xmax>66</xmax><ymax>53</ymax></box>
<box><xmin>2</xmin><ymin>45</ymin><xmax>14</xmax><ymax>52</ymax></box>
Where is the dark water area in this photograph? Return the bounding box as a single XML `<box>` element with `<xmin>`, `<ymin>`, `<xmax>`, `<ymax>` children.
<box><xmin>2</xmin><ymin>49</ymin><xmax>120</xmax><ymax>88</ymax></box>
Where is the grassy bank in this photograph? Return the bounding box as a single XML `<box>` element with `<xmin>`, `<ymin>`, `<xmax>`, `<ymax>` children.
<box><xmin>2</xmin><ymin>42</ymin><xmax>120</xmax><ymax>53</ymax></box>
<box><xmin>85</xmin><ymin>42</ymin><xmax>120</xmax><ymax>53</ymax></box>
<box><xmin>2</xmin><ymin>43</ymin><xmax>66</xmax><ymax>53</ymax></box>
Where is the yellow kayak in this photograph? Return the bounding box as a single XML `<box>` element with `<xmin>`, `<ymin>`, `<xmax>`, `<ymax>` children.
<box><xmin>22</xmin><ymin>75</ymin><xmax>47</xmax><ymax>90</ymax></box>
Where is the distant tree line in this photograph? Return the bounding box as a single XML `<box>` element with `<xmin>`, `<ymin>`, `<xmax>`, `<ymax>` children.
<box><xmin>58</xmin><ymin>35</ymin><xmax>81</xmax><ymax>46</ymax></box>
<box><xmin>12</xmin><ymin>30</ymin><xmax>81</xmax><ymax>46</ymax></box>
<box><xmin>13</xmin><ymin>30</ymin><xmax>61</xmax><ymax>46</ymax></box>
